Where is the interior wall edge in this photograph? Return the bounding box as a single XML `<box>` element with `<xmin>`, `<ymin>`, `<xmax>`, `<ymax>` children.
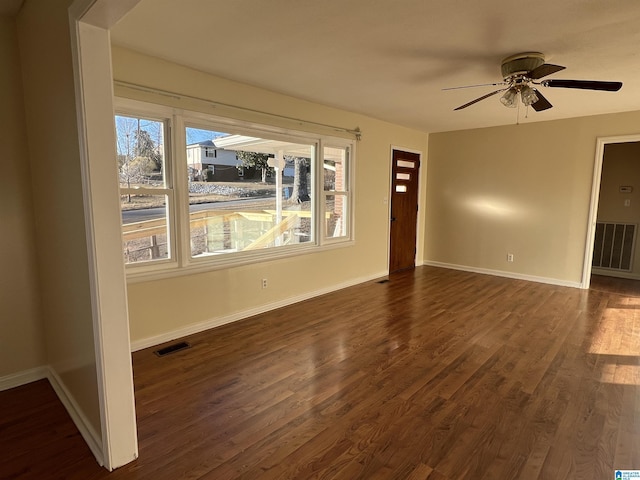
<box><xmin>71</xmin><ymin>8</ymin><xmax>139</xmax><ymax>470</ymax></box>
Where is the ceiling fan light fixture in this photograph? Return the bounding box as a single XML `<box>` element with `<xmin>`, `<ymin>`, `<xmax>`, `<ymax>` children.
<box><xmin>520</xmin><ymin>85</ymin><xmax>539</xmax><ymax>106</ymax></box>
<box><xmin>450</xmin><ymin>52</ymin><xmax>622</xmax><ymax>112</ymax></box>
<box><xmin>500</xmin><ymin>87</ymin><xmax>518</xmax><ymax>108</ymax></box>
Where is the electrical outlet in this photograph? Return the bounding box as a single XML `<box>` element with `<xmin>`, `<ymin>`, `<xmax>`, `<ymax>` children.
<box><xmin>507</xmin><ymin>253</ymin><xmax>514</xmax><ymax>262</ymax></box>
<box><xmin>262</xmin><ymin>278</ymin><xmax>268</xmax><ymax>289</ymax></box>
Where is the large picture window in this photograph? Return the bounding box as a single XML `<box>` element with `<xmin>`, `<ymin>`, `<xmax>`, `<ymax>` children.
<box><xmin>115</xmin><ymin>99</ymin><xmax>354</xmax><ymax>278</ymax></box>
<box><xmin>185</xmin><ymin>126</ymin><xmax>315</xmax><ymax>257</ymax></box>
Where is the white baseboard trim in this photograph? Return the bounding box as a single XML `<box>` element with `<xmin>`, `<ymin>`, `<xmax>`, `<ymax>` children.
<box><xmin>0</xmin><ymin>366</ymin><xmax>48</xmax><ymax>392</ymax></box>
<box><xmin>592</xmin><ymin>268</ymin><xmax>640</xmax><ymax>281</ymax></box>
<box><xmin>46</xmin><ymin>366</ymin><xmax>104</xmax><ymax>466</ymax></box>
<box><xmin>131</xmin><ymin>270</ymin><xmax>389</xmax><ymax>352</ymax></box>
<box><xmin>423</xmin><ymin>261</ymin><xmax>583</xmax><ymax>289</ymax></box>
<box><xmin>0</xmin><ymin>365</ymin><xmax>105</xmax><ymax>466</ymax></box>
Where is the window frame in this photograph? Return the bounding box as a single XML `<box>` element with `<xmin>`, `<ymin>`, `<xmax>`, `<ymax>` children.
<box><xmin>322</xmin><ymin>144</ymin><xmax>352</xmax><ymax>242</ymax></box>
<box><xmin>115</xmin><ymin>98</ymin><xmax>355</xmax><ymax>282</ymax></box>
<box><xmin>114</xmin><ymin>107</ymin><xmax>178</xmax><ymax>271</ymax></box>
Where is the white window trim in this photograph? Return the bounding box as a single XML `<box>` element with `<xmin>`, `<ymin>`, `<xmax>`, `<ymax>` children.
<box><xmin>115</xmin><ymin>109</ymin><xmax>178</xmax><ymax>270</ymax></box>
<box><xmin>321</xmin><ymin>144</ymin><xmax>352</xmax><ymax>242</ymax></box>
<box><xmin>114</xmin><ymin>98</ymin><xmax>355</xmax><ymax>283</ymax></box>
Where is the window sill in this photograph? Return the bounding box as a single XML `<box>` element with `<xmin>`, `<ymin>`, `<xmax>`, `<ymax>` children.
<box><xmin>125</xmin><ymin>239</ymin><xmax>355</xmax><ymax>284</ymax></box>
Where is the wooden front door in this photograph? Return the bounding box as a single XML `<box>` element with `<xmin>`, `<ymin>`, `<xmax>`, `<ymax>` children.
<box><xmin>389</xmin><ymin>150</ymin><xmax>420</xmax><ymax>273</ymax></box>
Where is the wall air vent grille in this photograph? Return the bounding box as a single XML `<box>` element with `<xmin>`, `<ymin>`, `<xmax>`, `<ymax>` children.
<box><xmin>592</xmin><ymin>222</ymin><xmax>636</xmax><ymax>271</ymax></box>
<box><xmin>154</xmin><ymin>341</ymin><xmax>191</xmax><ymax>357</ymax></box>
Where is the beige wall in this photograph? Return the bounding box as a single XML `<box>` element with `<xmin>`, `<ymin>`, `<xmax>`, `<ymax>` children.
<box><xmin>597</xmin><ymin>142</ymin><xmax>640</xmax><ymax>276</ymax></box>
<box><xmin>426</xmin><ymin>112</ymin><xmax>640</xmax><ymax>285</ymax></box>
<box><xmin>0</xmin><ymin>14</ymin><xmax>45</xmax><ymax>377</ymax></box>
<box><xmin>17</xmin><ymin>0</ymin><xmax>101</xmax><ymax>434</ymax></box>
<box><xmin>111</xmin><ymin>47</ymin><xmax>429</xmax><ymax>344</ymax></box>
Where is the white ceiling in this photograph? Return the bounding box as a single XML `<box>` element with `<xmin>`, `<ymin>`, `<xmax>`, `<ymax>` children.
<box><xmin>110</xmin><ymin>0</ymin><xmax>640</xmax><ymax>133</ymax></box>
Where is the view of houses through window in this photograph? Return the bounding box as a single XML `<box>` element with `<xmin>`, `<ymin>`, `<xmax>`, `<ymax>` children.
<box><xmin>115</xmin><ymin>103</ymin><xmax>352</xmax><ymax>273</ymax></box>
<box><xmin>185</xmin><ymin>126</ymin><xmax>316</xmax><ymax>257</ymax></box>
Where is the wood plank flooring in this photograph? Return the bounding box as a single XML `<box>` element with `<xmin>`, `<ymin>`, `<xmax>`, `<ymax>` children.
<box><xmin>2</xmin><ymin>267</ymin><xmax>640</xmax><ymax>479</ymax></box>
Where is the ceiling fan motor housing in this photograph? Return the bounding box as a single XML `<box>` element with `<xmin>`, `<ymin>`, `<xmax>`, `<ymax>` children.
<box><xmin>501</xmin><ymin>52</ymin><xmax>545</xmax><ymax>80</ymax></box>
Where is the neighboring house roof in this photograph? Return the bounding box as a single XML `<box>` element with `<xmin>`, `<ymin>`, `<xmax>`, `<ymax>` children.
<box><xmin>187</xmin><ymin>140</ymin><xmax>216</xmax><ymax>147</ymax></box>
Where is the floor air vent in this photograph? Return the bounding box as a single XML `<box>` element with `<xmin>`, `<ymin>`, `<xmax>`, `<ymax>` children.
<box><xmin>154</xmin><ymin>341</ymin><xmax>191</xmax><ymax>357</ymax></box>
<box><xmin>592</xmin><ymin>222</ymin><xmax>636</xmax><ymax>271</ymax></box>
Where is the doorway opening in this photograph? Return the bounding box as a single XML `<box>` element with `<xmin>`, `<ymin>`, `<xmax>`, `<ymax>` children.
<box><xmin>583</xmin><ymin>135</ymin><xmax>640</xmax><ymax>288</ymax></box>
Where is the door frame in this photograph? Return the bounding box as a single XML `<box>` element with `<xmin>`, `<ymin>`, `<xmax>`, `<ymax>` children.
<box><xmin>388</xmin><ymin>146</ymin><xmax>424</xmax><ymax>273</ymax></box>
<box><xmin>581</xmin><ymin>133</ymin><xmax>640</xmax><ymax>288</ymax></box>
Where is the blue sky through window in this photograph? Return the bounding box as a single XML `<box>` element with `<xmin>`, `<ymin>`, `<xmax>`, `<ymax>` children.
<box><xmin>186</xmin><ymin>127</ymin><xmax>227</xmax><ymax>146</ymax></box>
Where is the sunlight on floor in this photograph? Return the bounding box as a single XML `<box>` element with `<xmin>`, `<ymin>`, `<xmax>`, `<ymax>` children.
<box><xmin>599</xmin><ymin>362</ymin><xmax>640</xmax><ymax>385</ymax></box>
<box><xmin>589</xmin><ymin>303</ymin><xmax>640</xmax><ymax>357</ymax></box>
<box><xmin>589</xmin><ymin>298</ymin><xmax>640</xmax><ymax>385</ymax></box>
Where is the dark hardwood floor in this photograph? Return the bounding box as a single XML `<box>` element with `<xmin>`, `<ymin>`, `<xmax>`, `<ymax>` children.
<box><xmin>2</xmin><ymin>267</ymin><xmax>640</xmax><ymax>479</ymax></box>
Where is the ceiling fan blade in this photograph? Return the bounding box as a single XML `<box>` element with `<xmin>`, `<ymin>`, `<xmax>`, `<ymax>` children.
<box><xmin>443</xmin><ymin>81</ymin><xmax>508</xmax><ymax>91</ymax></box>
<box><xmin>454</xmin><ymin>88</ymin><xmax>507</xmax><ymax>110</ymax></box>
<box><xmin>542</xmin><ymin>79</ymin><xmax>623</xmax><ymax>91</ymax></box>
<box><xmin>528</xmin><ymin>63</ymin><xmax>565</xmax><ymax>80</ymax></box>
<box><xmin>531</xmin><ymin>89</ymin><xmax>553</xmax><ymax>111</ymax></box>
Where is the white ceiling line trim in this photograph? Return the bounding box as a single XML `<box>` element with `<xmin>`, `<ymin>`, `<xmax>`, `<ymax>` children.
<box><xmin>113</xmin><ymin>80</ymin><xmax>362</xmax><ymax>141</ymax></box>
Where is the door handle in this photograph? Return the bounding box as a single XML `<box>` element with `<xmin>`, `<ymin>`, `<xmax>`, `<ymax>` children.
<box><xmin>391</xmin><ymin>217</ymin><xmax>396</xmax><ymax>222</ymax></box>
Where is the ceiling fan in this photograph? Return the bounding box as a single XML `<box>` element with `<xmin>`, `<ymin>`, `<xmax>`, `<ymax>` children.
<box><xmin>449</xmin><ymin>52</ymin><xmax>622</xmax><ymax>111</ymax></box>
